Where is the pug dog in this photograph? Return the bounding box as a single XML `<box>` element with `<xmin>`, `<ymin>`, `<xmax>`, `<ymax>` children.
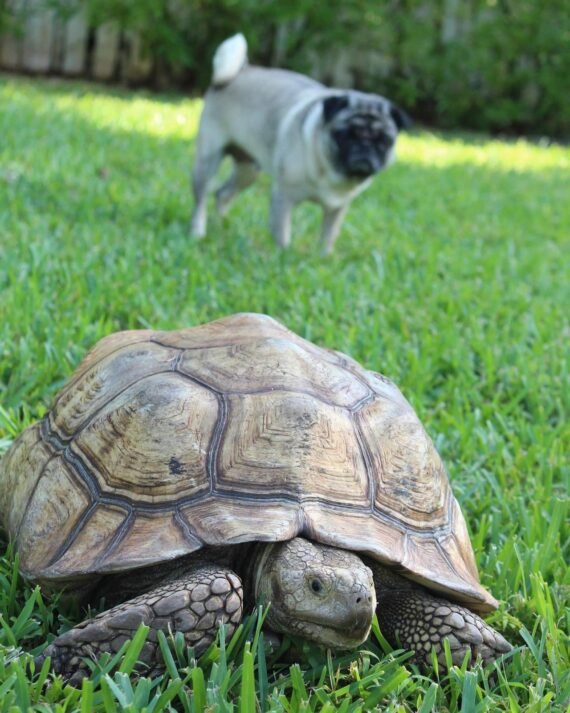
<box><xmin>190</xmin><ymin>34</ymin><xmax>411</xmax><ymax>255</ymax></box>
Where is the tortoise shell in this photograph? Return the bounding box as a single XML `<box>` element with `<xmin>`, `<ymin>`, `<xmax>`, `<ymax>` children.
<box><xmin>0</xmin><ymin>314</ymin><xmax>496</xmax><ymax>613</ymax></box>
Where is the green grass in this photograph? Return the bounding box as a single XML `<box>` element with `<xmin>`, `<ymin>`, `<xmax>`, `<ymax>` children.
<box><xmin>0</xmin><ymin>74</ymin><xmax>568</xmax><ymax>711</ymax></box>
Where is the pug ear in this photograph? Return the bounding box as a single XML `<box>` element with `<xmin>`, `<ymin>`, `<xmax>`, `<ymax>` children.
<box><xmin>390</xmin><ymin>103</ymin><xmax>412</xmax><ymax>130</ymax></box>
<box><xmin>323</xmin><ymin>95</ymin><xmax>350</xmax><ymax>123</ymax></box>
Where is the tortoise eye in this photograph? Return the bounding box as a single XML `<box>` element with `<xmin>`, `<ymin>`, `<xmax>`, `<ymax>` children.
<box><xmin>311</xmin><ymin>578</ymin><xmax>323</xmax><ymax>593</ymax></box>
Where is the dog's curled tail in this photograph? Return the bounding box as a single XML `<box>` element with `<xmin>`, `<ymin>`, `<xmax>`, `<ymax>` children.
<box><xmin>212</xmin><ymin>33</ymin><xmax>248</xmax><ymax>86</ymax></box>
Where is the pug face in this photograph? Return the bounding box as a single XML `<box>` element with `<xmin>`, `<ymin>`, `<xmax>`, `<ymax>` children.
<box><xmin>324</xmin><ymin>96</ymin><xmax>409</xmax><ymax>179</ymax></box>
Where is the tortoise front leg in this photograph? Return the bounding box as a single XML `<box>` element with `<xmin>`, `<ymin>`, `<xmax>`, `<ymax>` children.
<box><xmin>366</xmin><ymin>561</ymin><xmax>511</xmax><ymax>668</ymax></box>
<box><xmin>37</xmin><ymin>563</ymin><xmax>243</xmax><ymax>685</ymax></box>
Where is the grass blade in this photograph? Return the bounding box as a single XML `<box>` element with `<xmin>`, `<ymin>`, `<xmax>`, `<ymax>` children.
<box><xmin>239</xmin><ymin>642</ymin><xmax>256</xmax><ymax>713</ymax></box>
<box><xmin>191</xmin><ymin>665</ymin><xmax>206</xmax><ymax>713</ymax></box>
<box><xmin>117</xmin><ymin>623</ymin><xmax>150</xmax><ymax>675</ymax></box>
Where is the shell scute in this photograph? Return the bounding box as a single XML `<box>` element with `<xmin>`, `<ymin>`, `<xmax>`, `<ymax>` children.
<box><xmin>180</xmin><ymin>496</ymin><xmax>301</xmax><ymax>546</ymax></box>
<box><xmin>0</xmin><ymin>423</ymin><xmax>52</xmax><ymax>535</ymax></box>
<box><xmin>217</xmin><ymin>392</ymin><xmax>370</xmax><ymax>507</ymax></box>
<box><xmin>357</xmin><ymin>395</ymin><xmax>448</xmax><ymax>528</ymax></box>
<box><xmin>178</xmin><ymin>337</ymin><xmax>370</xmax><ymax>407</ymax></box>
<box><xmin>72</xmin><ymin>372</ymin><xmax>217</xmax><ymax>501</ymax></box>
<box><xmin>17</xmin><ymin>456</ymin><xmax>91</xmax><ymax>577</ymax></box>
<box><xmin>96</xmin><ymin>511</ymin><xmax>201</xmax><ymax>573</ymax></box>
<box><xmin>50</xmin><ymin>342</ymin><xmax>179</xmax><ymax>440</ymax></box>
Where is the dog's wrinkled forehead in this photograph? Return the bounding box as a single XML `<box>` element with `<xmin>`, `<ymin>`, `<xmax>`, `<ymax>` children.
<box><xmin>327</xmin><ymin>95</ymin><xmax>396</xmax><ymax>134</ymax></box>
<box><xmin>349</xmin><ymin>96</ymin><xmax>391</xmax><ymax>118</ymax></box>
<box><xmin>349</xmin><ymin>109</ymin><xmax>393</xmax><ymax>133</ymax></box>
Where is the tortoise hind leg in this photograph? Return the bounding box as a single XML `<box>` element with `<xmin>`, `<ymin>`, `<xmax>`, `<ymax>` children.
<box><xmin>366</xmin><ymin>561</ymin><xmax>511</xmax><ymax>668</ymax></box>
<box><xmin>36</xmin><ymin>562</ymin><xmax>243</xmax><ymax>685</ymax></box>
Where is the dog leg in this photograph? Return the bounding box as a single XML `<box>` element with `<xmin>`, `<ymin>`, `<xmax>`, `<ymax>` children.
<box><xmin>320</xmin><ymin>204</ymin><xmax>349</xmax><ymax>256</ymax></box>
<box><xmin>216</xmin><ymin>161</ymin><xmax>259</xmax><ymax>217</ymax></box>
<box><xmin>190</xmin><ymin>149</ymin><xmax>223</xmax><ymax>238</ymax></box>
<box><xmin>270</xmin><ymin>188</ymin><xmax>294</xmax><ymax>249</ymax></box>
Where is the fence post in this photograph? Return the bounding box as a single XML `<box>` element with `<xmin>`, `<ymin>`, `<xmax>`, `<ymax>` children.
<box><xmin>22</xmin><ymin>0</ymin><xmax>54</xmax><ymax>72</ymax></box>
<box><xmin>92</xmin><ymin>22</ymin><xmax>120</xmax><ymax>80</ymax></box>
<box><xmin>62</xmin><ymin>9</ymin><xmax>89</xmax><ymax>75</ymax></box>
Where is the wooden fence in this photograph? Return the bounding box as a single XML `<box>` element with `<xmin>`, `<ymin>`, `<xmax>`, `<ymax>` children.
<box><xmin>0</xmin><ymin>0</ymin><xmax>466</xmax><ymax>88</ymax></box>
<box><xmin>0</xmin><ymin>1</ymin><xmax>153</xmax><ymax>82</ymax></box>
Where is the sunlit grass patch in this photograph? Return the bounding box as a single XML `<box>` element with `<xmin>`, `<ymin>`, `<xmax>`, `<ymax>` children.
<box><xmin>398</xmin><ymin>131</ymin><xmax>570</xmax><ymax>172</ymax></box>
<box><xmin>0</xmin><ymin>75</ymin><xmax>202</xmax><ymax>139</ymax></box>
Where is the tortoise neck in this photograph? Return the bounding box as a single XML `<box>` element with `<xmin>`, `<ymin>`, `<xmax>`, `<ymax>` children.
<box><xmin>233</xmin><ymin>541</ymin><xmax>276</xmax><ymax>609</ymax></box>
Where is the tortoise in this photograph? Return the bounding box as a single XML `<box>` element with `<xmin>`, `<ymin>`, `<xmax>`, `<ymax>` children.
<box><xmin>0</xmin><ymin>313</ymin><xmax>510</xmax><ymax>682</ymax></box>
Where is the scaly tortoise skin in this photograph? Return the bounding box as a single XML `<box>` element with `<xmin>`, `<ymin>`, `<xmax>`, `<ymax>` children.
<box><xmin>0</xmin><ymin>313</ymin><xmax>509</xmax><ymax>682</ymax></box>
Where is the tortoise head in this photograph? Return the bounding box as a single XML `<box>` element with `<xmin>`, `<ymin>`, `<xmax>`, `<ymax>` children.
<box><xmin>254</xmin><ymin>537</ymin><xmax>376</xmax><ymax>649</ymax></box>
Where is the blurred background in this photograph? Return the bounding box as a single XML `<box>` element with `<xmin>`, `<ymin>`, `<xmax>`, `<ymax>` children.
<box><xmin>0</xmin><ymin>0</ymin><xmax>568</xmax><ymax>137</ymax></box>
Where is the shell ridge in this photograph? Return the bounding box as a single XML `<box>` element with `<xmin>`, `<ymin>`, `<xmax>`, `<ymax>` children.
<box><xmin>349</xmin><ymin>390</ymin><xmax>377</xmax><ymax>413</ymax></box>
<box><xmin>171</xmin><ymin>365</ymin><xmax>223</xmax><ymax>395</ymax></box>
<box><xmin>201</xmin><ymin>384</ymin><xmax>348</xmax><ymax>409</ymax></box>
<box><xmin>64</xmin><ymin>446</ymin><xmax>102</xmax><ymax>501</ymax></box>
<box><xmin>91</xmin><ymin>509</ymin><xmax>135</xmax><ymax>570</ymax></box>
<box><xmin>368</xmin><ymin>506</ymin><xmax>445</xmax><ymax>536</ymax></box>
<box><xmin>350</xmin><ymin>410</ymin><xmax>376</xmax><ymax>512</ymax></box>
<box><xmin>46</xmin><ymin>500</ymin><xmax>101</xmax><ymax>568</ymax></box>
<box><xmin>208</xmin><ymin>393</ymin><xmax>228</xmax><ymax>493</ymax></box>
<box><xmin>173</xmin><ymin>509</ymin><xmax>203</xmax><ymax>548</ymax></box>
<box><xmin>42</xmin><ymin>401</ymin><xmax>457</xmax><ymax>534</ymax></box>
<box><xmin>172</xmin><ymin>349</ymin><xmax>185</xmax><ymax>371</ymax></box>
<box><xmin>336</xmin><ymin>358</ymin><xmax>377</xmax><ymax>398</ymax></box>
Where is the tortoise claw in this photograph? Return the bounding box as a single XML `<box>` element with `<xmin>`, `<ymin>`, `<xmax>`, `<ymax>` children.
<box><xmin>35</xmin><ymin>643</ymin><xmax>92</xmax><ymax>686</ymax></box>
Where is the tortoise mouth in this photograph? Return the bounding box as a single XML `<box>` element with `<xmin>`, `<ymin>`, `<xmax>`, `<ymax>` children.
<box><xmin>283</xmin><ymin>610</ymin><xmax>373</xmax><ymax>650</ymax></box>
<box><xmin>266</xmin><ymin>603</ymin><xmax>373</xmax><ymax>650</ymax></box>
<box><xmin>302</xmin><ymin>619</ymin><xmax>372</xmax><ymax>650</ymax></box>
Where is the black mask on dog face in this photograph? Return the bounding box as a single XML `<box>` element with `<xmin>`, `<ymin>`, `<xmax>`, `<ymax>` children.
<box><xmin>323</xmin><ymin>95</ymin><xmax>409</xmax><ymax>179</ymax></box>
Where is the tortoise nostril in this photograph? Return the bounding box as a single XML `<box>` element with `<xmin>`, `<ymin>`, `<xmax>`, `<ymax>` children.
<box><xmin>356</xmin><ymin>596</ymin><xmax>362</xmax><ymax>603</ymax></box>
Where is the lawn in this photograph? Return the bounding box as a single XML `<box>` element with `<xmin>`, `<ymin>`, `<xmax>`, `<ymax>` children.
<box><xmin>0</xmin><ymin>75</ymin><xmax>568</xmax><ymax>711</ymax></box>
